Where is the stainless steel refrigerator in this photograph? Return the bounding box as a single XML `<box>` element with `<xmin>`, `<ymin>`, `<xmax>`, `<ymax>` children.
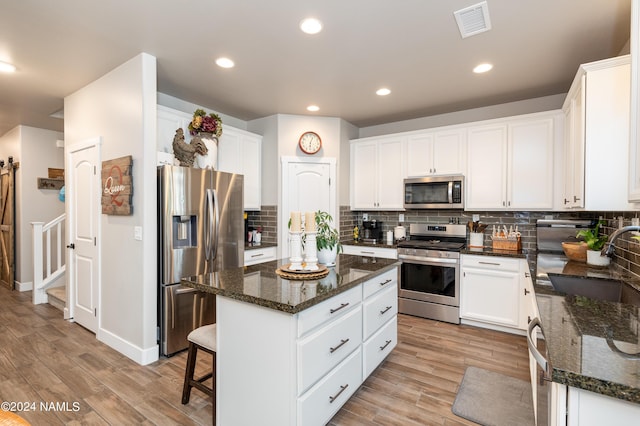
<box><xmin>158</xmin><ymin>165</ymin><xmax>244</xmax><ymax>356</ymax></box>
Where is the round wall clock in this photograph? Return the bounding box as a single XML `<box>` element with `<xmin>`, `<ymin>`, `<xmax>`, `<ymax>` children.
<box><xmin>298</xmin><ymin>131</ymin><xmax>322</xmax><ymax>154</ymax></box>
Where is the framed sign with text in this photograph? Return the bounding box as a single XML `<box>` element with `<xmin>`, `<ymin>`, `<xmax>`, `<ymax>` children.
<box><xmin>101</xmin><ymin>155</ymin><xmax>133</xmax><ymax>215</ymax></box>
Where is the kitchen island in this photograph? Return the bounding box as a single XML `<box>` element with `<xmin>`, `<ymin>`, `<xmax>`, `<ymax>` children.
<box><xmin>182</xmin><ymin>254</ymin><xmax>400</xmax><ymax>425</ymax></box>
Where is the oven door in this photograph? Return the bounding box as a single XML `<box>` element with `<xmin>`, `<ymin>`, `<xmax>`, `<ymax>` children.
<box><xmin>398</xmin><ymin>255</ymin><xmax>460</xmax><ymax>306</ymax></box>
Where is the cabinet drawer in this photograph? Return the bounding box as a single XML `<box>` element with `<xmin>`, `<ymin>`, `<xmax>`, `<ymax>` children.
<box><xmin>244</xmin><ymin>246</ymin><xmax>277</xmax><ymax>266</ymax></box>
<box><xmin>362</xmin><ymin>267</ymin><xmax>397</xmax><ymax>299</ymax></box>
<box><xmin>363</xmin><ymin>284</ymin><xmax>397</xmax><ymax>339</ymax></box>
<box><xmin>298</xmin><ymin>285</ymin><xmax>361</xmax><ymax>337</ymax></box>
<box><xmin>461</xmin><ymin>254</ymin><xmax>520</xmax><ymax>272</ymax></box>
<box><xmin>298</xmin><ymin>306</ymin><xmax>362</xmax><ymax>394</ymax></box>
<box><xmin>297</xmin><ymin>348</ymin><xmax>362</xmax><ymax>426</ymax></box>
<box><xmin>363</xmin><ymin>316</ymin><xmax>397</xmax><ymax>378</ymax></box>
<box><xmin>342</xmin><ymin>245</ymin><xmax>398</xmax><ymax>260</ymax></box>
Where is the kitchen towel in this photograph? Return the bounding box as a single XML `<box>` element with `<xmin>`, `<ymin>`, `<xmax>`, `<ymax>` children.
<box><xmin>452</xmin><ymin>366</ymin><xmax>535</xmax><ymax>426</ymax></box>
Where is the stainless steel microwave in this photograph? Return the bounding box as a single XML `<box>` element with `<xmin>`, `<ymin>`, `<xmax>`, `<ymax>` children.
<box><xmin>404</xmin><ymin>175</ymin><xmax>464</xmax><ymax>209</ymax></box>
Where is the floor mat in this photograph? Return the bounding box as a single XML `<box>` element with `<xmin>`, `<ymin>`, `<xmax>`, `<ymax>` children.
<box><xmin>451</xmin><ymin>366</ymin><xmax>535</xmax><ymax>426</ymax></box>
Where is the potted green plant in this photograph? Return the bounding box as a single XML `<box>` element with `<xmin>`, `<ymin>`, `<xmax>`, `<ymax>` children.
<box><xmin>314</xmin><ymin>210</ymin><xmax>342</xmax><ymax>266</ymax></box>
<box><xmin>576</xmin><ymin>220</ymin><xmax>610</xmax><ymax>266</ymax></box>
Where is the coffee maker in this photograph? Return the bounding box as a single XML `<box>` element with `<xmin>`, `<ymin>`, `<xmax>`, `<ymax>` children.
<box><xmin>362</xmin><ymin>220</ymin><xmax>383</xmax><ymax>243</ymax></box>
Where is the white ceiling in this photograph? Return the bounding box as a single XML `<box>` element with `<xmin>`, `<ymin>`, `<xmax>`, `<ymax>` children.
<box><xmin>0</xmin><ymin>0</ymin><xmax>632</xmax><ymax>137</ymax></box>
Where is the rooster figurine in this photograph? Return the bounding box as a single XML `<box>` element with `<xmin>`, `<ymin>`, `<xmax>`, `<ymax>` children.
<box><xmin>172</xmin><ymin>128</ymin><xmax>208</xmax><ymax>167</ymax></box>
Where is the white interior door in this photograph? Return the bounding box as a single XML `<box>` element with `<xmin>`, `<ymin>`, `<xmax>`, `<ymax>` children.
<box><xmin>281</xmin><ymin>158</ymin><xmax>336</xmax><ymax>257</ymax></box>
<box><xmin>67</xmin><ymin>138</ymin><xmax>101</xmax><ymax>333</ymax></box>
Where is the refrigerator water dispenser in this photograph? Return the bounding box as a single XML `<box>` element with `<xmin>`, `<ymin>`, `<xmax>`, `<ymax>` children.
<box><xmin>172</xmin><ymin>215</ymin><xmax>197</xmax><ymax>248</ymax></box>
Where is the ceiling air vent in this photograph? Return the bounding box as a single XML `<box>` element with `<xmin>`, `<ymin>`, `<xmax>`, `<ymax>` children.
<box><xmin>454</xmin><ymin>1</ymin><xmax>492</xmax><ymax>39</ymax></box>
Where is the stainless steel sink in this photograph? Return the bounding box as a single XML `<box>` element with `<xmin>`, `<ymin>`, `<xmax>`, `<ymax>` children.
<box><xmin>548</xmin><ymin>273</ymin><xmax>640</xmax><ymax>307</ymax></box>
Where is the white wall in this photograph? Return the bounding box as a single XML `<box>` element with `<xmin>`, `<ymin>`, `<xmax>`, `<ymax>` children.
<box><xmin>64</xmin><ymin>53</ymin><xmax>158</xmax><ymax>365</ymax></box>
<box><xmin>0</xmin><ymin>126</ymin><xmax>64</xmax><ymax>287</ymax></box>
<box><xmin>359</xmin><ymin>94</ymin><xmax>566</xmax><ymax>138</ymax></box>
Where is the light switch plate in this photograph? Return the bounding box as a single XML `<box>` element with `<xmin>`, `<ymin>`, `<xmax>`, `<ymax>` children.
<box><xmin>363</xmin><ymin>213</ymin><xmax>369</xmax><ymax>221</ymax></box>
<box><xmin>399</xmin><ymin>213</ymin><xmax>405</xmax><ymax>222</ymax></box>
<box><xmin>472</xmin><ymin>214</ymin><xmax>480</xmax><ymax>222</ymax></box>
<box><xmin>134</xmin><ymin>226</ymin><xmax>142</xmax><ymax>241</ymax></box>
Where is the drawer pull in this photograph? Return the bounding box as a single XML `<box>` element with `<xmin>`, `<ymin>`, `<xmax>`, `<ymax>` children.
<box><xmin>251</xmin><ymin>253</ymin><xmax>264</xmax><ymax>258</ymax></box>
<box><xmin>478</xmin><ymin>261</ymin><xmax>500</xmax><ymax>266</ymax></box>
<box><xmin>329</xmin><ymin>384</ymin><xmax>349</xmax><ymax>403</ymax></box>
<box><xmin>379</xmin><ymin>278</ymin><xmax>392</xmax><ymax>286</ymax></box>
<box><xmin>329</xmin><ymin>338</ymin><xmax>350</xmax><ymax>354</ymax></box>
<box><xmin>524</xmin><ymin>288</ymin><xmax>530</xmax><ymax>295</ymax></box>
<box><xmin>361</xmin><ymin>251</ymin><xmax>375</xmax><ymax>255</ymax></box>
<box><xmin>329</xmin><ymin>302</ymin><xmax>349</xmax><ymax>314</ymax></box>
<box><xmin>380</xmin><ymin>306</ymin><xmax>392</xmax><ymax>315</ymax></box>
<box><xmin>379</xmin><ymin>339</ymin><xmax>392</xmax><ymax>351</ymax></box>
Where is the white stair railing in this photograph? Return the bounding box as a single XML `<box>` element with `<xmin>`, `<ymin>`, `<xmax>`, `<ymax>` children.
<box><xmin>32</xmin><ymin>214</ymin><xmax>66</xmax><ymax>305</ymax></box>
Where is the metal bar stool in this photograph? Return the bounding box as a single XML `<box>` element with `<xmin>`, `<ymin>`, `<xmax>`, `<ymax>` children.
<box><xmin>181</xmin><ymin>323</ymin><xmax>216</xmax><ymax>406</ymax></box>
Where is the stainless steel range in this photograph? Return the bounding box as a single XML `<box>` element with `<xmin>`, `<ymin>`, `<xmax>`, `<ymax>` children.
<box><xmin>397</xmin><ymin>223</ymin><xmax>467</xmax><ymax>324</ymax></box>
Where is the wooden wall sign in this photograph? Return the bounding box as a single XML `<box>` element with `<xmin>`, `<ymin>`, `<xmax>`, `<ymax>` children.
<box><xmin>101</xmin><ymin>155</ymin><xmax>133</xmax><ymax>215</ymax></box>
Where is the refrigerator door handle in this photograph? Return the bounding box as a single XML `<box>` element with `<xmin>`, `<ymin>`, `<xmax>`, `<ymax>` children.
<box><xmin>211</xmin><ymin>188</ymin><xmax>220</xmax><ymax>260</ymax></box>
<box><xmin>204</xmin><ymin>189</ymin><xmax>214</xmax><ymax>260</ymax></box>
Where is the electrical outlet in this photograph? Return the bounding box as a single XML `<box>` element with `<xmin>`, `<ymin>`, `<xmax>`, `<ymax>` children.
<box><xmin>134</xmin><ymin>226</ymin><xmax>142</xmax><ymax>241</ymax></box>
<box><xmin>399</xmin><ymin>214</ymin><xmax>405</xmax><ymax>222</ymax></box>
<box><xmin>472</xmin><ymin>214</ymin><xmax>480</xmax><ymax>222</ymax></box>
<box><xmin>362</xmin><ymin>213</ymin><xmax>369</xmax><ymax>221</ymax></box>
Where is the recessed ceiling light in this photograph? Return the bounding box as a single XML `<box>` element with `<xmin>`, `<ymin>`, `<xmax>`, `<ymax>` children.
<box><xmin>473</xmin><ymin>63</ymin><xmax>493</xmax><ymax>73</ymax></box>
<box><xmin>300</xmin><ymin>18</ymin><xmax>322</xmax><ymax>35</ymax></box>
<box><xmin>0</xmin><ymin>61</ymin><xmax>16</xmax><ymax>73</ymax></box>
<box><xmin>376</xmin><ymin>88</ymin><xmax>391</xmax><ymax>96</ymax></box>
<box><xmin>307</xmin><ymin>105</ymin><xmax>320</xmax><ymax>112</ymax></box>
<box><xmin>215</xmin><ymin>57</ymin><xmax>235</xmax><ymax>68</ymax></box>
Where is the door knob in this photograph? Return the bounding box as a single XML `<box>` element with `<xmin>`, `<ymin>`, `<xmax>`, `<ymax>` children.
<box><xmin>66</xmin><ymin>243</ymin><xmax>75</xmax><ymax>249</ymax></box>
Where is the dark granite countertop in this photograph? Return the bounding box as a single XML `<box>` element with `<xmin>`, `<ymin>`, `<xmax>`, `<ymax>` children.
<box><xmin>181</xmin><ymin>254</ymin><xmax>399</xmax><ymax>314</ymax></box>
<box><xmin>341</xmin><ymin>240</ymin><xmax>398</xmax><ymax>249</ymax></box>
<box><xmin>460</xmin><ymin>247</ymin><xmax>527</xmax><ymax>259</ymax></box>
<box><xmin>534</xmin><ymin>262</ymin><xmax>640</xmax><ymax>404</ymax></box>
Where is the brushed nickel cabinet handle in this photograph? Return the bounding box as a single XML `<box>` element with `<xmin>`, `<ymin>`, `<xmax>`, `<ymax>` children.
<box><xmin>329</xmin><ymin>384</ymin><xmax>349</xmax><ymax>403</ymax></box>
<box><xmin>524</xmin><ymin>288</ymin><xmax>530</xmax><ymax>295</ymax></box>
<box><xmin>380</xmin><ymin>306</ymin><xmax>392</xmax><ymax>315</ymax></box>
<box><xmin>251</xmin><ymin>253</ymin><xmax>264</xmax><ymax>258</ymax></box>
<box><xmin>329</xmin><ymin>338</ymin><xmax>350</xmax><ymax>353</ymax></box>
<box><xmin>379</xmin><ymin>339</ymin><xmax>392</xmax><ymax>351</ymax></box>
<box><xmin>479</xmin><ymin>261</ymin><xmax>500</xmax><ymax>266</ymax></box>
<box><xmin>329</xmin><ymin>302</ymin><xmax>349</xmax><ymax>314</ymax></box>
<box><xmin>380</xmin><ymin>278</ymin><xmax>392</xmax><ymax>286</ymax></box>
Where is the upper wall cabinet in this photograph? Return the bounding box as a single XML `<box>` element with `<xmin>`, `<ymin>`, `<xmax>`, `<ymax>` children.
<box><xmin>350</xmin><ymin>136</ymin><xmax>405</xmax><ymax>210</ymax></box>
<box><xmin>562</xmin><ymin>55</ymin><xmax>637</xmax><ymax>210</ymax></box>
<box><xmin>218</xmin><ymin>127</ymin><xmax>262</xmax><ymax>210</ymax></box>
<box><xmin>157</xmin><ymin>105</ymin><xmax>263</xmax><ymax>210</ymax></box>
<box><xmin>630</xmin><ymin>1</ymin><xmax>640</xmax><ymax>202</ymax></box>
<box><xmin>466</xmin><ymin>112</ymin><xmax>559</xmax><ymax>210</ymax></box>
<box><xmin>406</xmin><ymin>129</ymin><xmax>466</xmax><ymax>177</ymax></box>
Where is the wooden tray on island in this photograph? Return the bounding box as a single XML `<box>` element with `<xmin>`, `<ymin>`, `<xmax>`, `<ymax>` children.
<box><xmin>276</xmin><ymin>264</ymin><xmax>329</xmax><ymax>280</ymax></box>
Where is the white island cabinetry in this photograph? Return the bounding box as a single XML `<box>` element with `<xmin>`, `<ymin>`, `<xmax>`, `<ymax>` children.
<box><xmin>216</xmin><ymin>266</ymin><xmax>399</xmax><ymax>426</ymax></box>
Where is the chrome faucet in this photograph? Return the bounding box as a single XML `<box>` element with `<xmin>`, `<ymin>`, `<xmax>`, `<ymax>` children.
<box><xmin>601</xmin><ymin>225</ymin><xmax>640</xmax><ymax>257</ymax></box>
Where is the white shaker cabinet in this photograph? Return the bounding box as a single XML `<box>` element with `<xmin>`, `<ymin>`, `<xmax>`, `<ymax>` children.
<box><xmin>406</xmin><ymin>129</ymin><xmax>466</xmax><ymax>177</ymax></box>
<box><xmin>217</xmin><ymin>126</ymin><xmax>262</xmax><ymax>210</ymax></box>
<box><xmin>460</xmin><ymin>254</ymin><xmax>532</xmax><ymax>334</ymax></box>
<box><xmin>350</xmin><ymin>136</ymin><xmax>405</xmax><ymax>210</ymax></box>
<box><xmin>156</xmin><ymin>105</ymin><xmax>193</xmax><ymax>162</ymax></box>
<box><xmin>466</xmin><ymin>112</ymin><xmax>558</xmax><ymax>210</ymax></box>
<box><xmin>562</xmin><ymin>55</ymin><xmax>636</xmax><ymax>210</ymax></box>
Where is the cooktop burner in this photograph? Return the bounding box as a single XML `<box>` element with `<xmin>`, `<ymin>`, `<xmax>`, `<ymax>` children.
<box><xmin>397</xmin><ymin>223</ymin><xmax>468</xmax><ymax>252</ymax></box>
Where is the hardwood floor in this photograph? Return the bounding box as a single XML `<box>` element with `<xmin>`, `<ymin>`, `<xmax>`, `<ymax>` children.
<box><xmin>0</xmin><ymin>285</ymin><xmax>529</xmax><ymax>425</ymax></box>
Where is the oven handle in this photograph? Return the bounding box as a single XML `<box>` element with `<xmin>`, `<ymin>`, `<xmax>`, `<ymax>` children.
<box><xmin>448</xmin><ymin>181</ymin><xmax>453</xmax><ymax>204</ymax></box>
<box><xmin>398</xmin><ymin>254</ymin><xmax>458</xmax><ymax>264</ymax></box>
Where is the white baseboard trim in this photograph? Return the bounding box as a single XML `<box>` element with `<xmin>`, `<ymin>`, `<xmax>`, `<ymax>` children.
<box><xmin>460</xmin><ymin>318</ymin><xmax>526</xmax><ymax>336</ymax></box>
<box><xmin>97</xmin><ymin>328</ymin><xmax>159</xmax><ymax>366</ymax></box>
<box><xmin>15</xmin><ymin>280</ymin><xmax>33</xmax><ymax>292</ymax></box>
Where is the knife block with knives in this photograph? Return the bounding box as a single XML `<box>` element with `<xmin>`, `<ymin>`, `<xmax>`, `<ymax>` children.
<box><xmin>491</xmin><ymin>225</ymin><xmax>522</xmax><ymax>251</ymax></box>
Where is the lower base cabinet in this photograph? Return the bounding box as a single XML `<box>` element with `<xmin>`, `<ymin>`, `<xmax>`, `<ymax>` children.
<box><xmin>460</xmin><ymin>254</ymin><xmax>534</xmax><ymax>334</ymax></box>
